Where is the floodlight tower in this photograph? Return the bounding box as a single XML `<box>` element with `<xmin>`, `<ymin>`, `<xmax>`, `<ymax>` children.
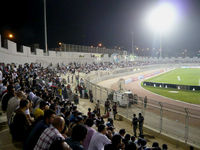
<box><xmin>147</xmin><ymin>3</ymin><xmax>177</xmax><ymax>58</ymax></box>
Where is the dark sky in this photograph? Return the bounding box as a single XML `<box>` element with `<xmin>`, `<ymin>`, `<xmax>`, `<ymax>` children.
<box><xmin>1</xmin><ymin>0</ymin><xmax>200</xmax><ymax>56</ymax></box>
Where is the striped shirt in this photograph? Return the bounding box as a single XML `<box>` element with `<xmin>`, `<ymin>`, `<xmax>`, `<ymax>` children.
<box><xmin>34</xmin><ymin>125</ymin><xmax>65</xmax><ymax>150</ymax></box>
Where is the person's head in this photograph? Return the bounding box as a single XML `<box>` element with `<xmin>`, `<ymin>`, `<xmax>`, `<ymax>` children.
<box><xmin>88</xmin><ymin>108</ymin><xmax>91</xmax><ymax>112</ymax></box>
<box><xmin>133</xmin><ymin>114</ymin><xmax>136</xmax><ymax>117</ymax></box>
<box><xmin>75</xmin><ymin>115</ymin><xmax>84</xmax><ymax>124</ymax></box>
<box><xmin>139</xmin><ymin>113</ymin><xmax>142</xmax><ymax>117</ymax></box>
<box><xmin>125</xmin><ymin>142</ymin><xmax>137</xmax><ymax>150</ymax></box>
<box><xmin>52</xmin><ymin>116</ymin><xmax>65</xmax><ymax>132</ymax></box>
<box><xmin>85</xmin><ymin>118</ymin><xmax>94</xmax><ymax>127</ymax></box>
<box><xmin>112</xmin><ymin>134</ymin><xmax>122</xmax><ymax>148</ymax></box>
<box><xmin>162</xmin><ymin>144</ymin><xmax>168</xmax><ymax>150</ymax></box>
<box><xmin>39</xmin><ymin>101</ymin><xmax>48</xmax><ymax>110</ymax></box>
<box><xmin>124</xmin><ymin>134</ymin><xmax>131</xmax><ymax>141</ymax></box>
<box><xmin>44</xmin><ymin>109</ymin><xmax>56</xmax><ymax>125</ymax></box>
<box><xmin>71</xmin><ymin>124</ymin><xmax>87</xmax><ymax>142</ymax></box>
<box><xmin>119</xmin><ymin>129</ymin><xmax>126</xmax><ymax>137</ymax></box>
<box><xmin>98</xmin><ymin>124</ymin><xmax>107</xmax><ymax>134</ymax></box>
<box><xmin>152</xmin><ymin>142</ymin><xmax>159</xmax><ymax>148</ymax></box>
<box><xmin>61</xmin><ymin>107</ymin><xmax>66</xmax><ymax>114</ymax></box>
<box><xmin>7</xmin><ymin>84</ymin><xmax>14</xmax><ymax>93</ymax></box>
<box><xmin>130</xmin><ymin>136</ymin><xmax>136</xmax><ymax>142</ymax></box>
<box><xmin>19</xmin><ymin>99</ymin><xmax>29</xmax><ymax>111</ymax></box>
<box><xmin>141</xmin><ymin>139</ymin><xmax>147</xmax><ymax>147</ymax></box>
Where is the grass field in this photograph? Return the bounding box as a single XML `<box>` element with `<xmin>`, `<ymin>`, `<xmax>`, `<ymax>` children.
<box><xmin>145</xmin><ymin>68</ymin><xmax>200</xmax><ymax>86</ymax></box>
<box><xmin>143</xmin><ymin>68</ymin><xmax>200</xmax><ymax>104</ymax></box>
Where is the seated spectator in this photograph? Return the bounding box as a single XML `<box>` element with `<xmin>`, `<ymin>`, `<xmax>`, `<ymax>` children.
<box><xmin>7</xmin><ymin>91</ymin><xmax>26</xmax><ymax>125</ymax></box>
<box><xmin>88</xmin><ymin>124</ymin><xmax>111</xmax><ymax>150</ymax></box>
<box><xmin>104</xmin><ymin>134</ymin><xmax>122</xmax><ymax>150</ymax></box>
<box><xmin>123</xmin><ymin>134</ymin><xmax>131</xmax><ymax>147</ymax></box>
<box><xmin>130</xmin><ymin>135</ymin><xmax>136</xmax><ymax>143</ymax></box>
<box><xmin>34</xmin><ymin>116</ymin><xmax>67</xmax><ymax>150</ymax></box>
<box><xmin>1</xmin><ymin>84</ymin><xmax>15</xmax><ymax>112</ymax></box>
<box><xmin>83</xmin><ymin>118</ymin><xmax>96</xmax><ymax>150</ymax></box>
<box><xmin>34</xmin><ymin>100</ymin><xmax>48</xmax><ymax>121</ymax></box>
<box><xmin>152</xmin><ymin>142</ymin><xmax>159</xmax><ymax>148</ymax></box>
<box><xmin>138</xmin><ymin>139</ymin><xmax>147</xmax><ymax>150</ymax></box>
<box><xmin>10</xmin><ymin>99</ymin><xmax>31</xmax><ymax>143</ymax></box>
<box><xmin>125</xmin><ymin>142</ymin><xmax>137</xmax><ymax>150</ymax></box>
<box><xmin>24</xmin><ymin>109</ymin><xmax>56</xmax><ymax>150</ymax></box>
<box><xmin>66</xmin><ymin>124</ymin><xmax>87</xmax><ymax>150</ymax></box>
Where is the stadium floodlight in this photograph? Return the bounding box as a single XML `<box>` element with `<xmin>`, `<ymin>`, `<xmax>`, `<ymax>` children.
<box><xmin>147</xmin><ymin>3</ymin><xmax>177</xmax><ymax>33</ymax></box>
<box><xmin>146</xmin><ymin>3</ymin><xmax>177</xmax><ymax>58</ymax></box>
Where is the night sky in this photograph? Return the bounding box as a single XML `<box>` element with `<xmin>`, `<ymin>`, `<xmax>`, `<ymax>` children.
<box><xmin>1</xmin><ymin>0</ymin><xmax>200</xmax><ymax>56</ymax></box>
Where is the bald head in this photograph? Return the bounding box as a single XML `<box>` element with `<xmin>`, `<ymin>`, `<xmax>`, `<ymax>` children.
<box><xmin>52</xmin><ymin>116</ymin><xmax>65</xmax><ymax>132</ymax></box>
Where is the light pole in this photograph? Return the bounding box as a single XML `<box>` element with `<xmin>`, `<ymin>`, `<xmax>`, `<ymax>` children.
<box><xmin>43</xmin><ymin>0</ymin><xmax>48</xmax><ymax>53</ymax></box>
<box><xmin>159</xmin><ymin>33</ymin><xmax>162</xmax><ymax>58</ymax></box>
<box><xmin>131</xmin><ymin>32</ymin><xmax>134</xmax><ymax>56</ymax></box>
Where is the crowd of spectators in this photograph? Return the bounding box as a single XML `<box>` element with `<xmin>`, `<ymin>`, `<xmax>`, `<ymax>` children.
<box><xmin>0</xmin><ymin>62</ymin><xmax>168</xmax><ymax>150</ymax></box>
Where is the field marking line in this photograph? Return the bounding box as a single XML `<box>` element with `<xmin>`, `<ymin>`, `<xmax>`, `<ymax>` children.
<box><xmin>177</xmin><ymin>76</ymin><xmax>181</xmax><ymax>81</ymax></box>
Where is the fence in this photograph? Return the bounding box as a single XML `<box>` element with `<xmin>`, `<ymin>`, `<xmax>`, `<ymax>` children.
<box><xmin>84</xmin><ymin>70</ymin><xmax>200</xmax><ymax>148</ymax></box>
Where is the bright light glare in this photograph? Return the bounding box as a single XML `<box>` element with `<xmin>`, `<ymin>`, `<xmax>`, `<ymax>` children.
<box><xmin>147</xmin><ymin>3</ymin><xmax>177</xmax><ymax>33</ymax></box>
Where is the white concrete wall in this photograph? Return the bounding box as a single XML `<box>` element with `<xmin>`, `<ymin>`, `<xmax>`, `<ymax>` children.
<box><xmin>0</xmin><ymin>35</ymin><xmax>114</xmax><ymax>66</ymax></box>
<box><xmin>0</xmin><ymin>35</ymin><xmax>199</xmax><ymax>66</ymax></box>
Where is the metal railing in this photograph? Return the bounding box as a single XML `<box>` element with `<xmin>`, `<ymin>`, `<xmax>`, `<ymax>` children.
<box><xmin>84</xmin><ymin>70</ymin><xmax>200</xmax><ymax>147</ymax></box>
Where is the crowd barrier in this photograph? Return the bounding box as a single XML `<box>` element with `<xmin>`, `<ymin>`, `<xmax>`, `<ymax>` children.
<box><xmin>84</xmin><ymin>65</ymin><xmax>200</xmax><ymax>148</ymax></box>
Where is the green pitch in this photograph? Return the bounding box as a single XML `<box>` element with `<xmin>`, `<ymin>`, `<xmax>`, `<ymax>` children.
<box><xmin>145</xmin><ymin>68</ymin><xmax>200</xmax><ymax>86</ymax></box>
<box><xmin>142</xmin><ymin>68</ymin><xmax>200</xmax><ymax>104</ymax></box>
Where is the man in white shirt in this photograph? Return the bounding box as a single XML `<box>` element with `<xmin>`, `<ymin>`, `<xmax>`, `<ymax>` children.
<box><xmin>0</xmin><ymin>69</ymin><xmax>2</xmax><ymax>83</ymax></box>
<box><xmin>88</xmin><ymin>124</ymin><xmax>111</xmax><ymax>150</ymax></box>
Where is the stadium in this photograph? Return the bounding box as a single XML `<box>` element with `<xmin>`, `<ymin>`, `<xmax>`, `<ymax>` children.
<box><xmin>0</xmin><ymin>1</ymin><xmax>200</xmax><ymax>150</ymax></box>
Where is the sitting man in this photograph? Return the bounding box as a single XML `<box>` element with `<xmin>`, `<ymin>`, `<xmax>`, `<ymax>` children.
<box><xmin>24</xmin><ymin>109</ymin><xmax>56</xmax><ymax>150</ymax></box>
<box><xmin>66</xmin><ymin>124</ymin><xmax>87</xmax><ymax>150</ymax></box>
<box><xmin>34</xmin><ymin>116</ymin><xmax>70</xmax><ymax>150</ymax></box>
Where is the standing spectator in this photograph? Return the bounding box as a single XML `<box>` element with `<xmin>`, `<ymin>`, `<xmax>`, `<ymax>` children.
<box><xmin>80</xmin><ymin>78</ymin><xmax>84</xmax><ymax>87</ymax></box>
<box><xmin>89</xmin><ymin>90</ymin><xmax>93</xmax><ymax>103</ymax></box>
<box><xmin>88</xmin><ymin>124</ymin><xmax>111</xmax><ymax>150</ymax></box>
<box><xmin>112</xmin><ymin>102</ymin><xmax>117</xmax><ymax>120</ymax></box>
<box><xmin>104</xmin><ymin>99</ymin><xmax>110</xmax><ymax>114</ymax></box>
<box><xmin>96</xmin><ymin>100</ymin><xmax>100</xmax><ymax>115</ymax></box>
<box><xmin>138</xmin><ymin>113</ymin><xmax>144</xmax><ymax>136</ymax></box>
<box><xmin>144</xmin><ymin>96</ymin><xmax>147</xmax><ymax>108</ymax></box>
<box><xmin>132</xmin><ymin>114</ymin><xmax>138</xmax><ymax>137</ymax></box>
<box><xmin>62</xmin><ymin>85</ymin><xmax>68</xmax><ymax>100</ymax></box>
<box><xmin>34</xmin><ymin>116</ymin><xmax>66</xmax><ymax>150</ymax></box>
